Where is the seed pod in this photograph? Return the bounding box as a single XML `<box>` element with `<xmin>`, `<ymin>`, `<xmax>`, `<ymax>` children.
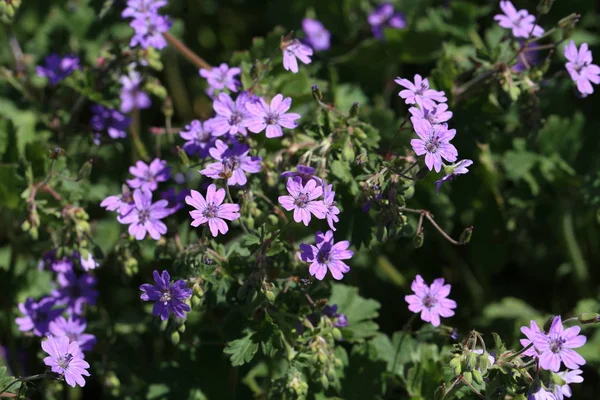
<box><xmin>332</xmin><ymin>328</ymin><xmax>343</xmax><ymax>341</ymax></box>
<box><xmin>349</xmin><ymin>102</ymin><xmax>360</xmax><ymax>118</ymax></box>
<box><xmin>459</xmin><ymin>226</ymin><xmax>473</xmax><ymax>244</ymax></box>
<box><xmin>472</xmin><ymin>369</ymin><xmax>483</xmax><ymax>385</ymax></box>
<box><xmin>463</xmin><ymin>371</ymin><xmax>473</xmax><ymax>384</ymax></box>
<box><xmin>320</xmin><ymin>374</ymin><xmax>329</xmax><ymax>389</ymax></box>
<box><xmin>578</xmin><ymin>313</ymin><xmax>600</xmax><ymax>324</ymax></box>
<box><xmin>170</xmin><ymin>331</ymin><xmax>180</xmax><ymax>345</ymax></box>
<box><xmin>413</xmin><ymin>228</ymin><xmax>424</xmax><ymax>248</ymax></box>
<box><xmin>449</xmin><ymin>356</ymin><xmax>462</xmax><ymax>376</ymax></box>
<box><xmin>311</xmin><ymin>84</ymin><xmax>323</xmax><ymax>101</ymax></box>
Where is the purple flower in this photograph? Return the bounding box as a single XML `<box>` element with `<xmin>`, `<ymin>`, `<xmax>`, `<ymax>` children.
<box><xmin>302</xmin><ymin>18</ymin><xmax>331</xmax><ymax>52</ymax></box>
<box><xmin>122</xmin><ymin>0</ymin><xmax>167</xmax><ymax>18</ymax></box>
<box><xmin>120</xmin><ymin>71</ymin><xmax>151</xmax><ymax>113</ymax></box>
<box><xmin>528</xmin><ymin>383</ymin><xmax>556</xmax><ymax>400</ymax></box>
<box><xmin>411</xmin><ymin>119</ymin><xmax>458</xmax><ymax>172</ymax></box>
<box><xmin>553</xmin><ymin>369</ymin><xmax>583</xmax><ymax>400</ymax></box>
<box><xmin>53</xmin><ymin>271</ymin><xmax>98</xmax><ymax>316</ymax></box>
<box><xmin>435</xmin><ymin>159</ymin><xmax>473</xmax><ymax>192</ymax></box>
<box><xmin>127</xmin><ymin>158</ymin><xmax>171</xmax><ymax>192</ymax></box>
<box><xmin>395</xmin><ymin>74</ymin><xmax>447</xmax><ymax>109</ymax></box>
<box><xmin>185</xmin><ymin>184</ymin><xmax>240</xmax><ymax>237</ymax></box>
<box><xmin>564</xmin><ymin>41</ymin><xmax>600</xmax><ymax>96</ymax></box>
<box><xmin>245</xmin><ymin>94</ymin><xmax>301</xmax><ymax>138</ymax></box>
<box><xmin>118</xmin><ymin>188</ymin><xmax>171</xmax><ymax>240</ymax></box>
<box><xmin>90</xmin><ymin>104</ymin><xmax>131</xmax><ymax>140</ymax></box>
<box><xmin>513</xmin><ymin>41</ymin><xmax>540</xmax><ymax>72</ymax></box>
<box><xmin>282</xmin><ymin>39</ymin><xmax>313</xmax><ymax>74</ymax></box>
<box><xmin>129</xmin><ymin>14</ymin><xmax>171</xmax><ymax>49</ymax></box>
<box><xmin>280</xmin><ymin>165</ymin><xmax>322</xmax><ymax>185</ymax></box>
<box><xmin>15</xmin><ymin>297</ymin><xmax>63</xmax><ymax>337</ymax></box>
<box><xmin>42</xmin><ymin>336</ymin><xmax>90</xmax><ymax>388</ymax></box>
<box><xmin>494</xmin><ymin>1</ymin><xmax>544</xmax><ymax>39</ymax></box>
<box><xmin>322</xmin><ymin>304</ymin><xmax>349</xmax><ymax>328</ymax></box>
<box><xmin>161</xmin><ymin>187</ymin><xmax>189</xmax><ymax>213</ymax></box>
<box><xmin>180</xmin><ymin>120</ymin><xmax>215</xmax><ymax>158</ymax></box>
<box><xmin>36</xmin><ymin>54</ymin><xmax>80</xmax><ymax>85</ymax></box>
<box><xmin>323</xmin><ymin>184</ymin><xmax>340</xmax><ymax>231</ymax></box>
<box><xmin>520</xmin><ymin>320</ymin><xmax>543</xmax><ymax>357</ymax></box>
<box><xmin>101</xmin><ymin>185</ymin><xmax>135</xmax><ymax>215</ymax></box>
<box><xmin>200</xmin><ymin>139</ymin><xmax>262</xmax><ymax>186</ymax></box>
<box><xmin>299</xmin><ymin>230</ymin><xmax>353</xmax><ymax>280</ymax></box>
<box><xmin>199</xmin><ymin>63</ymin><xmax>241</xmax><ymax>92</ymax></box>
<box><xmin>38</xmin><ymin>251</ymin><xmax>74</xmax><ymax>273</ymax></box>
<box><xmin>533</xmin><ymin>316</ymin><xmax>586</xmax><ymax>372</ymax></box>
<box><xmin>49</xmin><ymin>317</ymin><xmax>96</xmax><ymax>352</ymax></box>
<box><xmin>405</xmin><ymin>275</ymin><xmax>457</xmax><ymax>327</ymax></box>
<box><xmin>368</xmin><ymin>3</ymin><xmax>406</xmax><ymax>40</ymax></box>
<box><xmin>209</xmin><ymin>92</ymin><xmax>252</xmax><ymax>136</ymax></box>
<box><xmin>408</xmin><ymin>103</ymin><xmax>453</xmax><ymax>125</ymax></box>
<box><xmin>139</xmin><ymin>270</ymin><xmax>192</xmax><ymax>320</ymax></box>
<box><xmin>278</xmin><ymin>178</ymin><xmax>327</xmax><ymax>226</ymax></box>
<box><xmin>80</xmin><ymin>253</ymin><xmax>99</xmax><ymax>271</ymax></box>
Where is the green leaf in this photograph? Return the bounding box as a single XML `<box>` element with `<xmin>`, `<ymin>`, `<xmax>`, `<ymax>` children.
<box><xmin>224</xmin><ymin>331</ymin><xmax>259</xmax><ymax>367</ymax></box>
<box><xmin>0</xmin><ymin>164</ymin><xmax>23</xmax><ymax>209</ymax></box>
<box><xmin>329</xmin><ymin>284</ymin><xmax>381</xmax><ymax>342</ymax></box>
<box><xmin>482</xmin><ymin>297</ymin><xmax>541</xmax><ymax>322</ymax></box>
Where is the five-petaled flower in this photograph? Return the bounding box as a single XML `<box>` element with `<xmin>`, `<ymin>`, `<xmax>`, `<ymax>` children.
<box><xmin>520</xmin><ymin>319</ymin><xmax>543</xmax><ymax>357</ymax></box>
<box><xmin>408</xmin><ymin>103</ymin><xmax>453</xmax><ymax>126</ymax></box>
<box><xmin>139</xmin><ymin>270</ymin><xmax>192</xmax><ymax>320</ymax></box>
<box><xmin>199</xmin><ymin>63</ymin><xmax>241</xmax><ymax>92</ymax></box>
<box><xmin>210</xmin><ymin>92</ymin><xmax>252</xmax><ymax>136</ymax></box>
<box><xmin>278</xmin><ymin>178</ymin><xmax>327</xmax><ymax>226</ymax></box>
<box><xmin>245</xmin><ymin>94</ymin><xmax>301</xmax><ymax>138</ymax></box>
<box><xmin>117</xmin><ymin>188</ymin><xmax>171</xmax><ymax>240</ymax></box>
<box><xmin>180</xmin><ymin>119</ymin><xmax>215</xmax><ymax>158</ymax></box>
<box><xmin>533</xmin><ymin>316</ymin><xmax>587</xmax><ymax>372</ymax></box>
<box><xmin>200</xmin><ymin>140</ymin><xmax>262</xmax><ymax>186</ymax></box>
<box><xmin>36</xmin><ymin>54</ymin><xmax>80</xmax><ymax>85</ymax></box>
<box><xmin>49</xmin><ymin>316</ymin><xmax>97</xmax><ymax>352</ymax></box>
<box><xmin>368</xmin><ymin>3</ymin><xmax>406</xmax><ymax>40</ymax></box>
<box><xmin>52</xmin><ymin>271</ymin><xmax>98</xmax><ymax>316</ymax></box>
<box><xmin>395</xmin><ymin>74</ymin><xmax>447</xmax><ymax>109</ymax></box>
<box><xmin>299</xmin><ymin>231</ymin><xmax>353</xmax><ymax>280</ymax></box>
<box><xmin>185</xmin><ymin>184</ymin><xmax>241</xmax><ymax>237</ymax></box>
<box><xmin>494</xmin><ymin>0</ymin><xmax>544</xmax><ymax>39</ymax></box>
<box><xmin>42</xmin><ymin>336</ymin><xmax>90</xmax><ymax>387</ymax></box>
<box><xmin>405</xmin><ymin>275</ymin><xmax>457</xmax><ymax>327</ymax></box>
<box><xmin>564</xmin><ymin>41</ymin><xmax>600</xmax><ymax>96</ymax></box>
<box><xmin>127</xmin><ymin>158</ymin><xmax>171</xmax><ymax>192</ymax></box>
<box><xmin>410</xmin><ymin>119</ymin><xmax>458</xmax><ymax>172</ymax></box>
<box><xmin>282</xmin><ymin>39</ymin><xmax>313</xmax><ymax>73</ymax></box>
<box><xmin>100</xmin><ymin>185</ymin><xmax>135</xmax><ymax>216</ymax></box>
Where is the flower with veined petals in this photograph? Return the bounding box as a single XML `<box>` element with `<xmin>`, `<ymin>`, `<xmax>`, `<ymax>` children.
<box><xmin>395</xmin><ymin>74</ymin><xmax>447</xmax><ymax>109</ymax></box>
<box><xmin>185</xmin><ymin>184</ymin><xmax>240</xmax><ymax>237</ymax></box>
<box><xmin>410</xmin><ymin>118</ymin><xmax>458</xmax><ymax>172</ymax></box>
<box><xmin>42</xmin><ymin>336</ymin><xmax>90</xmax><ymax>388</ymax></box>
<box><xmin>282</xmin><ymin>39</ymin><xmax>313</xmax><ymax>73</ymax></box>
<box><xmin>564</xmin><ymin>41</ymin><xmax>600</xmax><ymax>96</ymax></box>
<box><xmin>52</xmin><ymin>271</ymin><xmax>98</xmax><ymax>316</ymax></box>
<box><xmin>209</xmin><ymin>92</ymin><xmax>251</xmax><ymax>136</ymax></box>
<box><xmin>100</xmin><ymin>185</ymin><xmax>135</xmax><ymax>216</ymax></box>
<box><xmin>199</xmin><ymin>63</ymin><xmax>241</xmax><ymax>92</ymax></box>
<box><xmin>278</xmin><ymin>178</ymin><xmax>327</xmax><ymax>226</ymax></box>
<box><xmin>117</xmin><ymin>188</ymin><xmax>171</xmax><ymax>240</ymax></box>
<box><xmin>129</xmin><ymin>14</ymin><xmax>171</xmax><ymax>49</ymax></box>
<box><xmin>494</xmin><ymin>0</ymin><xmax>544</xmax><ymax>39</ymax></box>
<box><xmin>299</xmin><ymin>231</ymin><xmax>353</xmax><ymax>280</ymax></box>
<box><xmin>139</xmin><ymin>270</ymin><xmax>192</xmax><ymax>320</ymax></box>
<box><xmin>528</xmin><ymin>382</ymin><xmax>556</xmax><ymax>400</ymax></box>
<box><xmin>49</xmin><ymin>317</ymin><xmax>96</xmax><ymax>352</ymax></box>
<box><xmin>121</xmin><ymin>0</ymin><xmax>167</xmax><ymax>19</ymax></box>
<box><xmin>520</xmin><ymin>319</ymin><xmax>543</xmax><ymax>357</ymax></box>
<box><xmin>405</xmin><ymin>275</ymin><xmax>457</xmax><ymax>327</ymax></box>
<box><xmin>127</xmin><ymin>158</ymin><xmax>171</xmax><ymax>192</ymax></box>
<box><xmin>552</xmin><ymin>369</ymin><xmax>583</xmax><ymax>400</ymax></box>
<box><xmin>533</xmin><ymin>316</ymin><xmax>586</xmax><ymax>372</ymax></box>
<box><xmin>200</xmin><ymin>140</ymin><xmax>262</xmax><ymax>186</ymax></box>
<box><xmin>245</xmin><ymin>94</ymin><xmax>301</xmax><ymax>138</ymax></box>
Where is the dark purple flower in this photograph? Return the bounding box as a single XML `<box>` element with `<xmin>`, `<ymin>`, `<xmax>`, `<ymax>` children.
<box><xmin>322</xmin><ymin>304</ymin><xmax>348</xmax><ymax>328</ymax></box>
<box><xmin>410</xmin><ymin>119</ymin><xmax>458</xmax><ymax>173</ymax></box>
<box><xmin>368</xmin><ymin>3</ymin><xmax>406</xmax><ymax>40</ymax></box>
<box><xmin>185</xmin><ymin>184</ymin><xmax>240</xmax><ymax>237</ymax></box>
<box><xmin>38</xmin><ymin>250</ymin><xmax>74</xmax><ymax>273</ymax></box>
<box><xmin>244</xmin><ymin>94</ymin><xmax>301</xmax><ymax>138</ymax></box>
<box><xmin>200</xmin><ymin>139</ymin><xmax>262</xmax><ymax>186</ymax></box>
<box><xmin>564</xmin><ymin>41</ymin><xmax>600</xmax><ymax>96</ymax></box>
<box><xmin>100</xmin><ymin>185</ymin><xmax>135</xmax><ymax>216</ymax></box>
<box><xmin>494</xmin><ymin>1</ymin><xmax>544</xmax><ymax>39</ymax></box>
<box><xmin>533</xmin><ymin>316</ymin><xmax>586</xmax><ymax>372</ymax></box>
<box><xmin>199</xmin><ymin>63</ymin><xmax>241</xmax><ymax>92</ymax></box>
<box><xmin>302</xmin><ymin>18</ymin><xmax>331</xmax><ymax>52</ymax></box>
<box><xmin>118</xmin><ymin>188</ymin><xmax>171</xmax><ymax>240</ymax></box>
<box><xmin>282</xmin><ymin>39</ymin><xmax>313</xmax><ymax>73</ymax></box>
<box><xmin>435</xmin><ymin>159</ymin><xmax>473</xmax><ymax>193</ymax></box>
<box><xmin>42</xmin><ymin>336</ymin><xmax>90</xmax><ymax>387</ymax></box>
<box><xmin>209</xmin><ymin>92</ymin><xmax>252</xmax><ymax>136</ymax></box>
<box><xmin>90</xmin><ymin>104</ymin><xmax>131</xmax><ymax>140</ymax></box>
<box><xmin>139</xmin><ymin>270</ymin><xmax>192</xmax><ymax>320</ymax></box>
<box><xmin>280</xmin><ymin>165</ymin><xmax>322</xmax><ymax>185</ymax></box>
<box><xmin>15</xmin><ymin>297</ymin><xmax>63</xmax><ymax>337</ymax></box>
<box><xmin>127</xmin><ymin>158</ymin><xmax>171</xmax><ymax>192</ymax></box>
<box><xmin>179</xmin><ymin>120</ymin><xmax>215</xmax><ymax>158</ymax></box>
<box><xmin>279</xmin><ymin>178</ymin><xmax>327</xmax><ymax>226</ymax></box>
<box><xmin>53</xmin><ymin>271</ymin><xmax>98</xmax><ymax>316</ymax></box>
<box><xmin>161</xmin><ymin>187</ymin><xmax>189</xmax><ymax>214</ymax></box>
<box><xmin>120</xmin><ymin>71</ymin><xmax>151</xmax><ymax>113</ymax></box>
<box><xmin>36</xmin><ymin>54</ymin><xmax>80</xmax><ymax>85</ymax></box>
<box><xmin>49</xmin><ymin>316</ymin><xmax>96</xmax><ymax>352</ymax></box>
<box><xmin>513</xmin><ymin>41</ymin><xmax>540</xmax><ymax>72</ymax></box>
<box><xmin>299</xmin><ymin>230</ymin><xmax>353</xmax><ymax>280</ymax></box>
<box><xmin>405</xmin><ymin>275</ymin><xmax>456</xmax><ymax>327</ymax></box>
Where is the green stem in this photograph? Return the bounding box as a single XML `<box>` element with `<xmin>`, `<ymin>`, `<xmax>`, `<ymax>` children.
<box><xmin>562</xmin><ymin>210</ymin><xmax>589</xmax><ymax>291</ymax></box>
<box><xmin>0</xmin><ymin>373</ymin><xmax>48</xmax><ymax>394</ymax></box>
<box><xmin>505</xmin><ymin>343</ymin><xmax>533</xmax><ymax>362</ymax></box>
<box><xmin>130</xmin><ymin>109</ymin><xmax>150</xmax><ymax>162</ymax></box>
<box><xmin>225</xmin><ymin>185</ymin><xmax>250</xmax><ymax>234</ymax></box>
<box><xmin>391</xmin><ymin>314</ymin><xmax>416</xmax><ymax>374</ymax></box>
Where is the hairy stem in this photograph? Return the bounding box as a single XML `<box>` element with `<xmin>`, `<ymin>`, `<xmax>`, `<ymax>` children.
<box><xmin>163</xmin><ymin>32</ymin><xmax>211</xmax><ymax>70</ymax></box>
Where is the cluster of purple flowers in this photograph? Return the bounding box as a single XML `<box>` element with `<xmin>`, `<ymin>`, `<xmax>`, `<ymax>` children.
<box><xmin>90</xmin><ymin>104</ymin><xmax>131</xmax><ymax>143</ymax></box>
<box><xmin>36</xmin><ymin>54</ymin><xmax>80</xmax><ymax>85</ymax></box>
<box><xmin>564</xmin><ymin>41</ymin><xmax>600</xmax><ymax>97</ymax></box>
<box><xmin>404</xmin><ymin>275</ymin><xmax>457</xmax><ymax>327</ymax></box>
<box><xmin>521</xmin><ymin>317</ymin><xmax>586</xmax><ymax>399</ymax></box>
<box><xmin>101</xmin><ymin>158</ymin><xmax>184</xmax><ymax>240</ymax></box>
<box><xmin>395</xmin><ymin>74</ymin><xmax>472</xmax><ymax>191</ymax></box>
<box><xmin>368</xmin><ymin>3</ymin><xmax>406</xmax><ymax>40</ymax></box>
<box><xmin>17</xmin><ymin>251</ymin><xmax>98</xmax><ymax>387</ymax></box>
<box><xmin>494</xmin><ymin>1</ymin><xmax>544</xmax><ymax>39</ymax></box>
<box><xmin>122</xmin><ymin>0</ymin><xmax>171</xmax><ymax>50</ymax></box>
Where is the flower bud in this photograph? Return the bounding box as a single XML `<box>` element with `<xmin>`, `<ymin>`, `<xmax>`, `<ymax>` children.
<box><xmin>349</xmin><ymin>102</ymin><xmax>360</xmax><ymax>118</ymax></box>
<box><xmin>449</xmin><ymin>356</ymin><xmax>462</xmax><ymax>375</ymax></box>
<box><xmin>559</xmin><ymin>13</ymin><xmax>580</xmax><ymax>40</ymax></box>
<box><xmin>21</xmin><ymin>220</ymin><xmax>31</xmax><ymax>232</ymax></box>
<box><xmin>77</xmin><ymin>159</ymin><xmax>94</xmax><ymax>181</ymax></box>
<box><xmin>318</xmin><ymin>352</ymin><xmax>327</xmax><ymax>365</ymax></box>
<box><xmin>472</xmin><ymin>369</ymin><xmax>483</xmax><ymax>385</ymax></box>
<box><xmin>463</xmin><ymin>371</ymin><xmax>473</xmax><ymax>384</ymax></box>
<box><xmin>49</xmin><ymin>147</ymin><xmax>64</xmax><ymax>160</ymax></box>
<box><xmin>265</xmin><ymin>290</ymin><xmax>275</xmax><ymax>303</ymax></box>
<box><xmin>459</xmin><ymin>226</ymin><xmax>473</xmax><ymax>244</ymax></box>
<box><xmin>170</xmin><ymin>331</ymin><xmax>180</xmax><ymax>345</ymax></box>
<box><xmin>342</xmin><ymin>141</ymin><xmax>355</xmax><ymax>162</ymax></box>
<box><xmin>191</xmin><ymin>294</ymin><xmax>201</xmax><ymax>308</ymax></box>
<box><xmin>311</xmin><ymin>84</ymin><xmax>323</xmax><ymax>101</ymax></box>
<box><xmin>413</xmin><ymin>228</ymin><xmax>424</xmax><ymax>248</ymax></box>
<box><xmin>537</xmin><ymin>0</ymin><xmax>554</xmax><ymax>15</ymax></box>
<box><xmin>320</xmin><ymin>374</ymin><xmax>329</xmax><ymax>389</ymax></box>
<box><xmin>332</xmin><ymin>328</ymin><xmax>343</xmax><ymax>341</ymax></box>
<box><xmin>178</xmin><ymin>323</ymin><xmax>186</xmax><ymax>333</ymax></box>
<box><xmin>578</xmin><ymin>312</ymin><xmax>600</xmax><ymax>324</ymax></box>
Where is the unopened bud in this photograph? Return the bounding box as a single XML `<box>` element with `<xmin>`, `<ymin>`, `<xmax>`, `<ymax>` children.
<box><xmin>459</xmin><ymin>226</ymin><xmax>473</xmax><ymax>244</ymax></box>
<box><xmin>320</xmin><ymin>374</ymin><xmax>329</xmax><ymax>389</ymax></box>
<box><xmin>162</xmin><ymin>96</ymin><xmax>173</xmax><ymax>118</ymax></box>
<box><xmin>326</xmin><ymin>368</ymin><xmax>336</xmax><ymax>380</ymax></box>
<box><xmin>413</xmin><ymin>228</ymin><xmax>424</xmax><ymax>248</ymax></box>
<box><xmin>463</xmin><ymin>371</ymin><xmax>473</xmax><ymax>384</ymax></box>
<box><xmin>191</xmin><ymin>294</ymin><xmax>201</xmax><ymax>308</ymax></box>
<box><xmin>349</xmin><ymin>102</ymin><xmax>359</xmax><ymax>118</ymax></box>
<box><xmin>49</xmin><ymin>147</ymin><xmax>64</xmax><ymax>159</ymax></box>
<box><xmin>537</xmin><ymin>0</ymin><xmax>554</xmax><ymax>15</ymax></box>
<box><xmin>77</xmin><ymin>159</ymin><xmax>93</xmax><ymax>181</ymax></box>
<box><xmin>578</xmin><ymin>313</ymin><xmax>600</xmax><ymax>324</ymax></box>
<box><xmin>559</xmin><ymin>13</ymin><xmax>580</xmax><ymax>40</ymax></box>
<box><xmin>472</xmin><ymin>369</ymin><xmax>483</xmax><ymax>385</ymax></box>
<box><xmin>311</xmin><ymin>84</ymin><xmax>322</xmax><ymax>101</ymax></box>
<box><xmin>550</xmin><ymin>372</ymin><xmax>567</xmax><ymax>386</ymax></box>
<box><xmin>449</xmin><ymin>357</ymin><xmax>462</xmax><ymax>375</ymax></box>
<box><xmin>265</xmin><ymin>290</ymin><xmax>275</xmax><ymax>303</ymax></box>
<box><xmin>178</xmin><ymin>324</ymin><xmax>186</xmax><ymax>333</ymax></box>
<box><xmin>170</xmin><ymin>331</ymin><xmax>180</xmax><ymax>345</ymax></box>
<box><xmin>332</xmin><ymin>328</ymin><xmax>342</xmax><ymax>341</ymax></box>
